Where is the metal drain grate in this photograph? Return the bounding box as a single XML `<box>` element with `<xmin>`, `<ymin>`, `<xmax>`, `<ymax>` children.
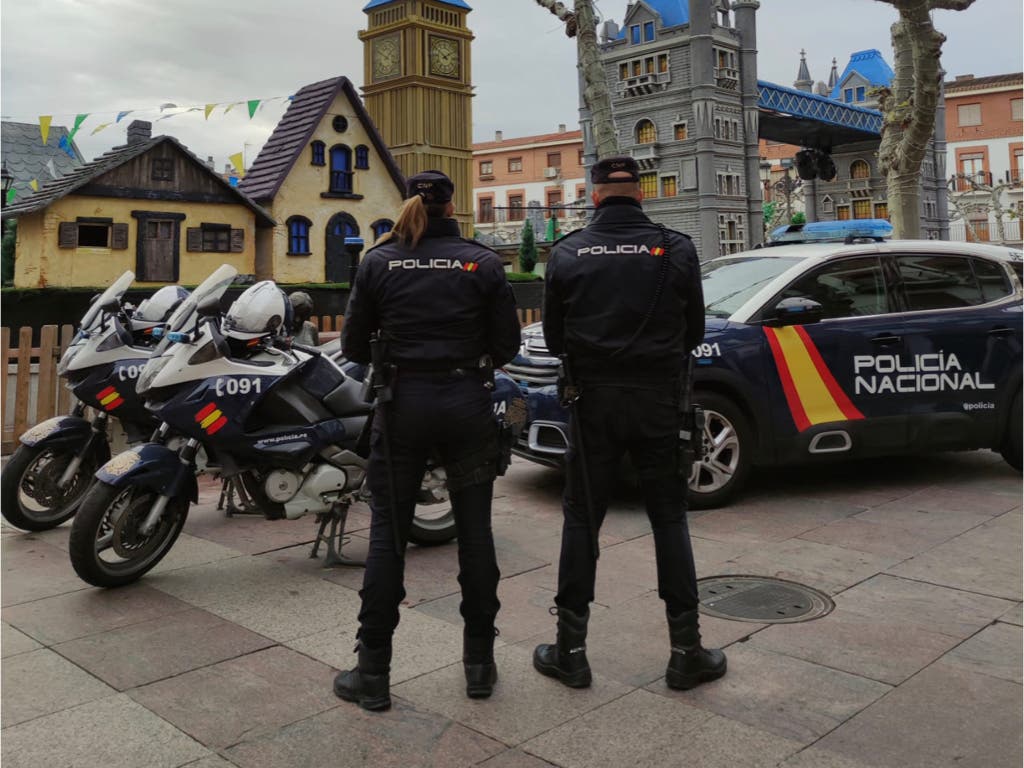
<box><xmin>697</xmin><ymin>575</ymin><xmax>834</xmax><ymax>624</ymax></box>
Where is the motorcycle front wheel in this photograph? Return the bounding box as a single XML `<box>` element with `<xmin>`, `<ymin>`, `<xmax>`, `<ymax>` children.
<box><xmin>1</xmin><ymin>443</ymin><xmax>98</xmax><ymax>531</ymax></box>
<box><xmin>69</xmin><ymin>482</ymin><xmax>189</xmax><ymax>588</ymax></box>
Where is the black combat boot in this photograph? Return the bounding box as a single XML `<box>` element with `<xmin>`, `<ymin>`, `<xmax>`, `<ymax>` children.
<box><xmin>333</xmin><ymin>642</ymin><xmax>392</xmax><ymax>711</ymax></box>
<box><xmin>532</xmin><ymin>607</ymin><xmax>592</xmax><ymax>688</ymax></box>
<box><xmin>666</xmin><ymin>609</ymin><xmax>727</xmax><ymax>690</ymax></box>
<box><xmin>463</xmin><ymin>628</ymin><xmax>498</xmax><ymax>699</ymax></box>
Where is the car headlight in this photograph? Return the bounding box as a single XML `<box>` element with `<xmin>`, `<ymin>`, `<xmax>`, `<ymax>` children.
<box><xmin>56</xmin><ymin>344</ymin><xmax>82</xmax><ymax>376</ymax></box>
<box><xmin>136</xmin><ymin>356</ymin><xmax>171</xmax><ymax>396</ymax></box>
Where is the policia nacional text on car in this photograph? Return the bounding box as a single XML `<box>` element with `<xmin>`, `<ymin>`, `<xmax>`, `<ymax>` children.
<box><xmin>336</xmin><ymin>170</ymin><xmax>521</xmax><ymax>710</ymax></box>
<box><xmin>534</xmin><ymin>156</ymin><xmax>727</xmax><ymax>690</ymax></box>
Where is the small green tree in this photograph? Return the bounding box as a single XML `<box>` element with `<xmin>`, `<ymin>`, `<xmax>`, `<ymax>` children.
<box><xmin>518</xmin><ymin>219</ymin><xmax>538</xmax><ymax>273</ymax></box>
<box><xmin>790</xmin><ymin>212</ymin><xmax>807</xmax><ymax>225</ymax></box>
<box><xmin>1</xmin><ymin>219</ymin><xmax>16</xmax><ymax>286</ymax></box>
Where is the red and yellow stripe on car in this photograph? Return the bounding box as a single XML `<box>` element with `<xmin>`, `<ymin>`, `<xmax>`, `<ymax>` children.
<box><xmin>764</xmin><ymin>326</ymin><xmax>864</xmax><ymax>432</ymax></box>
<box><xmin>96</xmin><ymin>386</ymin><xmax>124</xmax><ymax>411</ymax></box>
<box><xmin>194</xmin><ymin>402</ymin><xmax>228</xmax><ymax>435</ymax></box>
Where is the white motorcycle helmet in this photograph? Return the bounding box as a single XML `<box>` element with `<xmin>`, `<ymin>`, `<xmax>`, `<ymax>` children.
<box><xmin>222</xmin><ymin>280</ymin><xmax>291</xmax><ymax>344</ymax></box>
<box><xmin>131</xmin><ymin>285</ymin><xmax>189</xmax><ymax>342</ymax></box>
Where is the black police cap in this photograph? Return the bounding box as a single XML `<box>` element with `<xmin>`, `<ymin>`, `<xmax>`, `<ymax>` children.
<box><xmin>590</xmin><ymin>156</ymin><xmax>641</xmax><ymax>184</ymax></box>
<box><xmin>406</xmin><ymin>170</ymin><xmax>454</xmax><ymax>204</ymax></box>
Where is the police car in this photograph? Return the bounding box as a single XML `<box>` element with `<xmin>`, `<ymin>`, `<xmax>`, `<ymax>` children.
<box><xmin>502</xmin><ymin>221</ymin><xmax>1024</xmax><ymax>509</ymax></box>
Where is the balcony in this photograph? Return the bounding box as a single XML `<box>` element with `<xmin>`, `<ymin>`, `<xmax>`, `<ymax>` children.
<box><xmin>474</xmin><ymin>203</ymin><xmax>594</xmax><ymax>244</ymax></box>
<box><xmin>617</xmin><ymin>70</ymin><xmax>671</xmax><ymax>97</ymax></box>
<box><xmin>630</xmin><ymin>143</ymin><xmax>661</xmax><ymax>170</ymax></box>
<box><xmin>714</xmin><ymin>66</ymin><xmax>739</xmax><ymax>89</ymax></box>
<box><xmin>952</xmin><ymin>171</ymin><xmax>993</xmax><ymax>192</ymax></box>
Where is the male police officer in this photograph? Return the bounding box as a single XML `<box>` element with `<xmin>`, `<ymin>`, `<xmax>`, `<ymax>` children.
<box><xmin>533</xmin><ymin>156</ymin><xmax>726</xmax><ymax>690</ymax></box>
<box><xmin>336</xmin><ymin>170</ymin><xmax>521</xmax><ymax>710</ymax></box>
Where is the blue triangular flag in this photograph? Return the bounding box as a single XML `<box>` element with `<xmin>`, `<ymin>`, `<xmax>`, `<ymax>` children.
<box><xmin>58</xmin><ymin>135</ymin><xmax>76</xmax><ymax>159</ymax></box>
<box><xmin>116</xmin><ymin>110</ymin><xmax>132</xmax><ymax>123</ymax></box>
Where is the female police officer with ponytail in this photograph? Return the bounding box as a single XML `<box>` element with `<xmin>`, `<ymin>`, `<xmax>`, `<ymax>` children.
<box><xmin>335</xmin><ymin>170</ymin><xmax>521</xmax><ymax>710</ymax></box>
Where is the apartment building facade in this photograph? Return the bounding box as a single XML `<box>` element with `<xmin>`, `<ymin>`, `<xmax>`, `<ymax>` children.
<box><xmin>471</xmin><ymin>126</ymin><xmax>586</xmax><ymax>243</ymax></box>
<box><xmin>944</xmin><ymin>72</ymin><xmax>1023</xmax><ymax>244</ymax></box>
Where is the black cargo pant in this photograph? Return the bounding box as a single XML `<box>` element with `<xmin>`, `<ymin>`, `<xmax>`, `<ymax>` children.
<box><xmin>556</xmin><ymin>381</ymin><xmax>699</xmax><ymax>617</ymax></box>
<box><xmin>358</xmin><ymin>371</ymin><xmax>501</xmax><ymax>649</ymax></box>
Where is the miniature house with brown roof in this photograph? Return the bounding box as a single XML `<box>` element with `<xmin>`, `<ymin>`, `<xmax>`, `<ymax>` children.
<box><xmin>1</xmin><ymin>121</ymin><xmax>274</xmax><ymax>289</ymax></box>
<box><xmin>240</xmin><ymin>76</ymin><xmax>406</xmax><ymax>283</ymax></box>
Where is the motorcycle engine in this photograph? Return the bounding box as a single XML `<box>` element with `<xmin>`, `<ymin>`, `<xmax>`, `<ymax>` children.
<box><xmin>264</xmin><ymin>469</ymin><xmax>302</xmax><ymax>503</ymax></box>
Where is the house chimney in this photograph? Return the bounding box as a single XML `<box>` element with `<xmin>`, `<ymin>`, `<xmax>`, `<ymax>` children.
<box><xmin>559</xmin><ymin>123</ymin><xmax>566</xmax><ymax>132</ymax></box>
<box><xmin>495</xmin><ymin>130</ymin><xmax>503</xmax><ymax>141</ymax></box>
<box><xmin>206</xmin><ymin>155</ymin><xmax>215</xmax><ymax>170</ymax></box>
<box><xmin>954</xmin><ymin>74</ymin><xmax>974</xmax><ymax>82</ymax></box>
<box><xmin>126</xmin><ymin>120</ymin><xmax>152</xmax><ymax>145</ymax></box>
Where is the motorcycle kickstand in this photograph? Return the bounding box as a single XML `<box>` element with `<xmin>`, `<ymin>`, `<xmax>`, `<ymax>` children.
<box><xmin>310</xmin><ymin>502</ymin><xmax>365</xmax><ymax>568</ymax></box>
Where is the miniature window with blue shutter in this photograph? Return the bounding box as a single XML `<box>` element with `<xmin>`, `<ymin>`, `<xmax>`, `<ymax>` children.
<box><xmin>311</xmin><ymin>141</ymin><xmax>325</xmax><ymax>166</ymax></box>
<box><xmin>355</xmin><ymin>145</ymin><xmax>369</xmax><ymax>170</ymax></box>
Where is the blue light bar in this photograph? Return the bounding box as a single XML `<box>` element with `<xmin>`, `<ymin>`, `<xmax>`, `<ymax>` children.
<box><xmin>167</xmin><ymin>331</ymin><xmax>190</xmax><ymax>342</ymax></box>
<box><xmin>770</xmin><ymin>219</ymin><xmax>893</xmax><ymax>243</ymax></box>
<box><xmin>151</xmin><ymin>327</ymin><xmax>164</xmax><ymax>338</ymax></box>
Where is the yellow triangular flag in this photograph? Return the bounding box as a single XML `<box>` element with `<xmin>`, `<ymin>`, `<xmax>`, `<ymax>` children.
<box><xmin>205</xmin><ymin>104</ymin><xmax>216</xmax><ymax>120</ymax></box>
<box><xmin>39</xmin><ymin>116</ymin><xmax>53</xmax><ymax>145</ymax></box>
<box><xmin>29</xmin><ymin>179</ymin><xmax>39</xmax><ymax>192</ymax></box>
<box><xmin>228</xmin><ymin>152</ymin><xmax>244</xmax><ymax>176</ymax></box>
<box><xmin>91</xmin><ymin>122</ymin><xmax>112</xmax><ymax>135</ymax></box>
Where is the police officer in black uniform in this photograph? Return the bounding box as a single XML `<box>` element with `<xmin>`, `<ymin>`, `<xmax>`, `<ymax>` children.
<box><xmin>533</xmin><ymin>156</ymin><xmax>727</xmax><ymax>691</ymax></box>
<box><xmin>335</xmin><ymin>170</ymin><xmax>521</xmax><ymax>711</ymax></box>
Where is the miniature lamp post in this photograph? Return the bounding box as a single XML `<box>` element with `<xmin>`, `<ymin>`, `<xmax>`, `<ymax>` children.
<box><xmin>1</xmin><ymin>160</ymin><xmax>13</xmax><ymax>208</ymax></box>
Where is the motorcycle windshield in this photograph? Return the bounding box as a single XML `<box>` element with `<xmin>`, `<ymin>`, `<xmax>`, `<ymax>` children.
<box><xmin>79</xmin><ymin>271</ymin><xmax>135</xmax><ymax>333</ymax></box>
<box><xmin>166</xmin><ymin>264</ymin><xmax>238</xmax><ymax>334</ymax></box>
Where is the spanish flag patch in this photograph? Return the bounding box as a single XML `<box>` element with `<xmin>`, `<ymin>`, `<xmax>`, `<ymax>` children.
<box><xmin>651</xmin><ymin>246</ymin><xmax>665</xmax><ymax>256</ymax></box>
<box><xmin>194</xmin><ymin>402</ymin><xmax>228</xmax><ymax>435</ymax></box>
<box><xmin>96</xmin><ymin>386</ymin><xmax>124</xmax><ymax>412</ymax></box>
<box><xmin>463</xmin><ymin>262</ymin><xmax>479</xmax><ymax>272</ymax></box>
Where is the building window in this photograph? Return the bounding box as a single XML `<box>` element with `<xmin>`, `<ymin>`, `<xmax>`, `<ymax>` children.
<box><xmin>658</xmin><ymin>54</ymin><xmax>669</xmax><ymax>73</ymax></box>
<box><xmin>874</xmin><ymin>202</ymin><xmax>889</xmax><ymax>220</ymax></box>
<box><xmin>508</xmin><ymin>157</ymin><xmax>523</xmax><ymax>173</ymax></box>
<box><xmin>479</xmin><ymin>160</ymin><xmax>493</xmax><ymax>177</ymax></box>
<box><xmin>645</xmin><ymin>57</ymin><xmax>655</xmax><ymax>74</ymax></box>
<box><xmin>855</xmin><ymin>86</ymin><xmax>865</xmax><ymax>102</ymax></box>
<box><xmin>850</xmin><ymin>159</ymin><xmax>871</xmax><ymax>179</ymax></box>
<box><xmin>311</xmin><ymin>141</ymin><xmax>325</xmax><ymax>166</ymax></box>
<box><xmin>821</xmin><ymin>196</ymin><xmax>834</xmax><ymax>213</ymax></box>
<box><xmin>1012</xmin><ymin>148</ymin><xmax>1023</xmax><ymax>183</ymax></box>
<box><xmin>635</xmin><ymin>119</ymin><xmax>656</xmax><ymax>144</ymax></box>
<box><xmin>371</xmin><ymin>219</ymin><xmax>394</xmax><ymax>239</ymax></box>
<box><xmin>329</xmin><ymin>213</ymin><xmax>359</xmax><ymax>239</ymax></box>
<box><xmin>639</xmin><ymin>172</ymin><xmax>657</xmax><ymax>198</ymax></box>
<box><xmin>959</xmin><ymin>152</ymin><xmax>985</xmax><ymax>180</ymax></box>
<box><xmin>547</xmin><ymin>152</ymin><xmax>561</xmax><ymax>170</ymax></box>
<box><xmin>630</xmin><ymin>25</ymin><xmax>641</xmax><ymax>44</ymax></box>
<box><xmin>151</xmin><ymin>158</ymin><xmax>174</xmax><ymax>181</ymax></box>
<box><xmin>577</xmin><ymin>148</ymin><xmax>585</xmax><ymax>164</ymax></box>
<box><xmin>852</xmin><ymin>199</ymin><xmax>871</xmax><ymax>219</ymax></box>
<box><xmin>78</xmin><ymin>223</ymin><xmax>110</xmax><ymax>248</ymax></box>
<box><xmin>508</xmin><ymin>194</ymin><xmax>524</xmax><ymax>221</ymax></box>
<box><xmin>958</xmin><ymin>103</ymin><xmax>982</xmax><ymax>127</ymax></box>
<box><xmin>479</xmin><ymin>198</ymin><xmax>494</xmax><ymax>223</ymax></box>
<box><xmin>1012</xmin><ymin>98</ymin><xmax>1023</xmax><ymax>121</ymax></box>
<box><xmin>287</xmin><ymin>217</ymin><xmax>311</xmax><ymax>255</ymax></box>
<box><xmin>632</xmin><ymin>60</ymin><xmax>642</xmax><ymax>77</ymax></box>
<box><xmin>643</xmin><ymin>21</ymin><xmax>655</xmax><ymax>41</ymax></box>
<box><xmin>673</xmin><ymin>123</ymin><xmax>687</xmax><ymax>141</ymax></box>
<box><xmin>837</xmin><ymin>205</ymin><xmax>851</xmax><ymax>221</ymax></box>
<box><xmin>844</xmin><ymin>88</ymin><xmax>853</xmax><ymax>103</ymax></box>
<box><xmin>619</xmin><ymin>62</ymin><xmax>629</xmax><ymax>80</ymax></box>
<box><xmin>330</xmin><ymin>145</ymin><xmax>353</xmax><ymax>193</ymax></box>
<box><xmin>661</xmin><ymin>176</ymin><xmax>677</xmax><ymax>197</ymax></box>
<box><xmin>575</xmin><ymin>184</ymin><xmax>586</xmax><ymax>202</ymax></box>
<box><xmin>354</xmin><ymin>145</ymin><xmax>369</xmax><ymax>169</ymax></box>
<box><xmin>201</xmin><ymin>224</ymin><xmax>231</xmax><ymax>253</ymax></box>
<box><xmin>547</xmin><ymin>189</ymin><xmax>563</xmax><ymax>216</ymax></box>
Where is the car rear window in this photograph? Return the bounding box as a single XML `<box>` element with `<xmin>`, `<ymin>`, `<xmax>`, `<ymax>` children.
<box><xmin>897</xmin><ymin>254</ymin><xmax>1006</xmax><ymax>310</ymax></box>
<box><xmin>701</xmin><ymin>256</ymin><xmax>802</xmax><ymax>318</ymax></box>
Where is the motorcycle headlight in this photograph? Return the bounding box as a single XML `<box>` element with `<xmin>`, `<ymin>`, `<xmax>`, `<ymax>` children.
<box><xmin>136</xmin><ymin>356</ymin><xmax>171</xmax><ymax>396</ymax></box>
<box><xmin>56</xmin><ymin>344</ymin><xmax>82</xmax><ymax>376</ymax></box>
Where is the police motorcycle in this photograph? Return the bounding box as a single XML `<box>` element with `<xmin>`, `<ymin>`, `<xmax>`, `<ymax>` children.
<box><xmin>68</xmin><ymin>266</ymin><xmax>525</xmax><ymax>587</ymax></box>
<box><xmin>0</xmin><ymin>272</ymin><xmax>187</xmax><ymax>531</ymax></box>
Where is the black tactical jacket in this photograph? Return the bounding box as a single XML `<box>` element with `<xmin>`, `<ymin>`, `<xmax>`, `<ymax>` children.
<box><xmin>543</xmin><ymin>197</ymin><xmax>705</xmax><ymax>379</ymax></box>
<box><xmin>342</xmin><ymin>218</ymin><xmax>521</xmax><ymax>369</ymax></box>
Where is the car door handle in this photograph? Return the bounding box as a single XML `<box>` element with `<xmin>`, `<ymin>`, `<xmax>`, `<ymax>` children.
<box><xmin>988</xmin><ymin>326</ymin><xmax>1014</xmax><ymax>337</ymax></box>
<box><xmin>870</xmin><ymin>334</ymin><xmax>902</xmax><ymax>345</ymax></box>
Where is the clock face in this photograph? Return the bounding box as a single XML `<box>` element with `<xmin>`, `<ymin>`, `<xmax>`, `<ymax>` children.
<box><xmin>429</xmin><ymin>36</ymin><xmax>459</xmax><ymax>79</ymax></box>
<box><xmin>373</xmin><ymin>36</ymin><xmax>401</xmax><ymax>80</ymax></box>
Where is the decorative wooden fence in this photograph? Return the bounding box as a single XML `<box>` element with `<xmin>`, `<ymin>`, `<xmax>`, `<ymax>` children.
<box><xmin>1</xmin><ymin>308</ymin><xmax>543</xmax><ymax>454</ymax></box>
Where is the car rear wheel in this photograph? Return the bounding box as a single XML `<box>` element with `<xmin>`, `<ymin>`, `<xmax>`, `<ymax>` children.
<box><xmin>687</xmin><ymin>392</ymin><xmax>753</xmax><ymax>510</ymax></box>
<box><xmin>1000</xmin><ymin>390</ymin><xmax>1021</xmax><ymax>471</ymax></box>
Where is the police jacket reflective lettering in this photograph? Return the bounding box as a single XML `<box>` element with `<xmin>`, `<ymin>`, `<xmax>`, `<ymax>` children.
<box><xmin>543</xmin><ymin>197</ymin><xmax>705</xmax><ymax>378</ymax></box>
<box><xmin>342</xmin><ymin>218</ymin><xmax>521</xmax><ymax>369</ymax></box>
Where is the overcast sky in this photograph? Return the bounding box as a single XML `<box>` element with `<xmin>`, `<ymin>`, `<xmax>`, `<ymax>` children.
<box><xmin>2</xmin><ymin>0</ymin><xmax>1021</xmax><ymax>174</ymax></box>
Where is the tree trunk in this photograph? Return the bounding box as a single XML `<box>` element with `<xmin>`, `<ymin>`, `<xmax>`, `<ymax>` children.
<box><xmin>875</xmin><ymin>0</ymin><xmax>975</xmax><ymax>238</ymax></box>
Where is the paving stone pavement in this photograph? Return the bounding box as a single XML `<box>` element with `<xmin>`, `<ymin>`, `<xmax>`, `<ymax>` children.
<box><xmin>1</xmin><ymin>452</ymin><xmax>1021</xmax><ymax>767</ymax></box>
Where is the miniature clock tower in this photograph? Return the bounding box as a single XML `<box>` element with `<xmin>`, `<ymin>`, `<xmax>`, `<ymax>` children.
<box><xmin>360</xmin><ymin>0</ymin><xmax>474</xmax><ymax>234</ymax></box>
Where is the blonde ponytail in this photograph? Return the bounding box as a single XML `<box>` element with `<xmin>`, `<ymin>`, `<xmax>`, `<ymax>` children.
<box><xmin>375</xmin><ymin>195</ymin><xmax>448</xmax><ymax>249</ymax></box>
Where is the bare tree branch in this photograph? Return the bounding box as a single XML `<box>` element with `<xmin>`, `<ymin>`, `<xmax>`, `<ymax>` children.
<box><xmin>534</xmin><ymin>0</ymin><xmax>577</xmax><ymax>36</ymax></box>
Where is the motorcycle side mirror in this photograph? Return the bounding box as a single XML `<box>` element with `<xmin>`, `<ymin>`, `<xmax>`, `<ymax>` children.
<box><xmin>770</xmin><ymin>297</ymin><xmax>824</xmax><ymax>326</ymax></box>
<box><xmin>99</xmin><ymin>296</ymin><xmax>121</xmax><ymax>314</ymax></box>
<box><xmin>197</xmin><ymin>295</ymin><xmax>222</xmax><ymax>318</ymax></box>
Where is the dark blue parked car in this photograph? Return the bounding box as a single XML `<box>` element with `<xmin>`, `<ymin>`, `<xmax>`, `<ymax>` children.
<box><xmin>504</xmin><ymin>238</ymin><xmax>1023</xmax><ymax>509</ymax></box>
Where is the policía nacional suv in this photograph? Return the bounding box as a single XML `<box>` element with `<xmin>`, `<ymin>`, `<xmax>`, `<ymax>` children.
<box><xmin>503</xmin><ymin>222</ymin><xmax>1023</xmax><ymax>509</ymax></box>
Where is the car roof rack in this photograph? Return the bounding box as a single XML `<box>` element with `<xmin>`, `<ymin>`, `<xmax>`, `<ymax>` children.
<box><xmin>766</xmin><ymin>219</ymin><xmax>893</xmax><ymax>246</ymax></box>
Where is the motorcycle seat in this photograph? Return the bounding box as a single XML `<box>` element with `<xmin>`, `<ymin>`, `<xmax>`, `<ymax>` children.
<box><xmin>324</xmin><ymin>376</ymin><xmax>373</xmax><ymax>417</ymax></box>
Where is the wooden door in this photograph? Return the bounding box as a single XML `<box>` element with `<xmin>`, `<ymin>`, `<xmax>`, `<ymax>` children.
<box><xmin>140</xmin><ymin>219</ymin><xmax>177</xmax><ymax>281</ymax></box>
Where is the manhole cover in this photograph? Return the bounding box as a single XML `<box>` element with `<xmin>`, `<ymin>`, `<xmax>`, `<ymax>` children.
<box><xmin>697</xmin><ymin>575</ymin><xmax>834</xmax><ymax>624</ymax></box>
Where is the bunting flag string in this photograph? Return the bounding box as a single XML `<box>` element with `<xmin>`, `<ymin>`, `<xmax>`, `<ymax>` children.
<box><xmin>45</xmin><ymin>159</ymin><xmax>57</xmax><ymax>179</ymax></box>
<box><xmin>5</xmin><ymin>189</ymin><xmax>17</xmax><ymax>205</ymax></box>
<box><xmin>39</xmin><ymin>116</ymin><xmax>52</xmax><ymax>146</ymax></box>
<box><xmin>204</xmin><ymin>104</ymin><xmax>216</xmax><ymax>120</ymax></box>
<box><xmin>228</xmin><ymin>152</ymin><xmax>245</xmax><ymax>176</ymax></box>
<box><xmin>91</xmin><ymin>122</ymin><xmax>111</xmax><ymax>135</ymax></box>
<box><xmin>116</xmin><ymin>111</ymin><xmax>132</xmax><ymax>123</ymax></box>
<box><xmin>247</xmin><ymin>100</ymin><xmax>261</xmax><ymax>119</ymax></box>
<box><xmin>68</xmin><ymin>113</ymin><xmax>89</xmax><ymax>141</ymax></box>
<box><xmin>29</xmin><ymin>180</ymin><xmax>40</xmax><ymax>192</ymax></box>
